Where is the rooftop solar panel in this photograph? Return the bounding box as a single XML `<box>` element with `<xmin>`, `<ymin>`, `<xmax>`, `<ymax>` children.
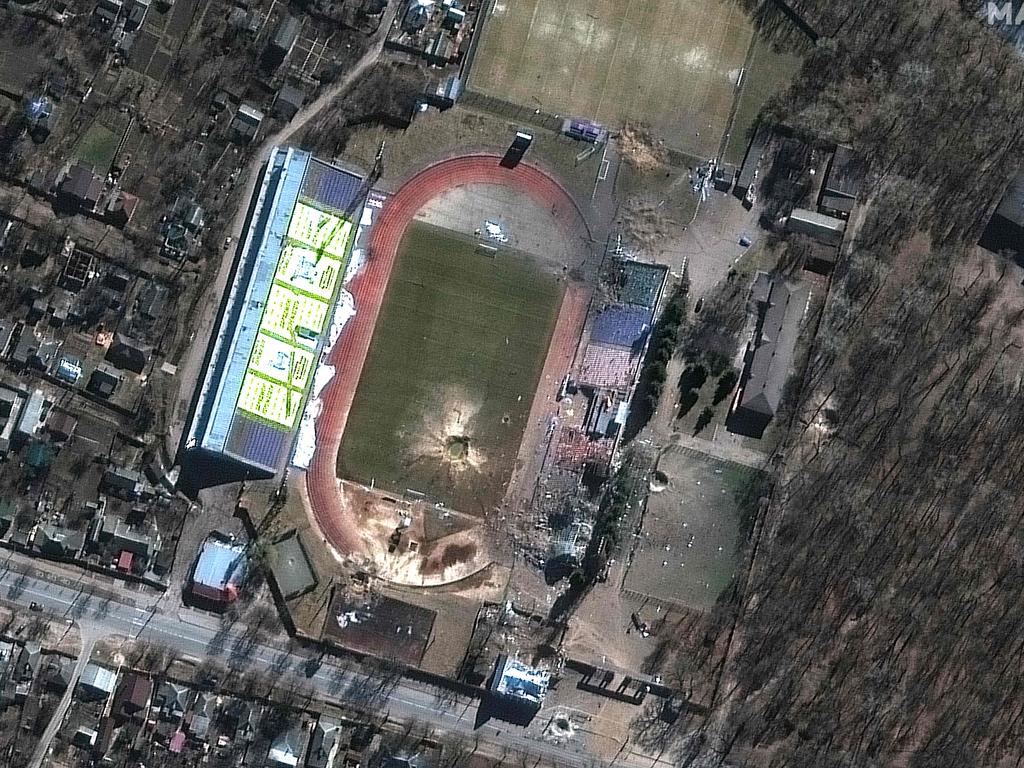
<box><xmin>590</xmin><ymin>305</ymin><xmax>653</xmax><ymax>350</ymax></box>
<box><xmin>301</xmin><ymin>159</ymin><xmax>365</xmax><ymax>217</ymax></box>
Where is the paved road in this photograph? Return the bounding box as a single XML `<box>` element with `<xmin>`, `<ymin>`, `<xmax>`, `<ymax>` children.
<box><xmin>0</xmin><ymin>563</ymin><xmax>669</xmax><ymax>768</ymax></box>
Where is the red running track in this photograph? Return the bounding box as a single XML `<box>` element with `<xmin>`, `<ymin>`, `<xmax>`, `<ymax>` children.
<box><xmin>306</xmin><ymin>153</ymin><xmax>591</xmax><ymax>555</ymax></box>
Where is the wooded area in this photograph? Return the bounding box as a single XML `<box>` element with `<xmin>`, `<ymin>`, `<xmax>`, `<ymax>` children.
<box><xmin>663</xmin><ymin>2</ymin><xmax>1024</xmax><ymax>766</ymax></box>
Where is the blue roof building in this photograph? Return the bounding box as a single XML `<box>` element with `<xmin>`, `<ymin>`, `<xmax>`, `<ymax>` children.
<box><xmin>189</xmin><ymin>533</ymin><xmax>248</xmax><ymax>605</ymax></box>
<box><xmin>184</xmin><ymin>147</ymin><xmax>365</xmax><ymax>481</ymax></box>
<box><xmin>490</xmin><ymin>655</ymin><xmax>550</xmax><ymax>712</ymax></box>
<box><xmin>589</xmin><ymin>305</ymin><xmax>653</xmax><ymax>350</ymax></box>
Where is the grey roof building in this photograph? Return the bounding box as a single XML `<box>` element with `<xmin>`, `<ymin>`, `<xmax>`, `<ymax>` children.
<box><xmin>273</xmin><ymin>84</ymin><xmax>305</xmax><ymax>120</ymax></box>
<box><xmin>33</xmin><ymin>524</ymin><xmax>85</xmax><ymax>557</ymax></box>
<box><xmin>268</xmin><ymin>724</ymin><xmax>308</xmax><ymax>768</ymax></box>
<box><xmin>731</xmin><ymin>276</ymin><xmax>810</xmax><ymax>437</ymax></box>
<box><xmin>79</xmin><ymin>663</ymin><xmax>118</xmax><ymax>698</ymax></box>
<box><xmin>818</xmin><ymin>145</ymin><xmax>863</xmax><ymax>219</ymax></box>
<box><xmin>88</xmin><ymin>364</ymin><xmax>121</xmax><ymax>398</ymax></box>
<box><xmin>59</xmin><ymin>163</ymin><xmax>104</xmax><ymax>211</ymax></box>
<box><xmin>271</xmin><ymin>15</ymin><xmax>300</xmax><ymax>56</ymax></box>
<box><xmin>306</xmin><ymin>715</ymin><xmax>343</xmax><ymax>768</ymax></box>
<box><xmin>0</xmin><ymin>387</ymin><xmax>25</xmax><ymax>454</ymax></box>
<box><xmin>981</xmin><ymin>168</ymin><xmax>1024</xmax><ymax>257</ymax></box>
<box><xmin>230</xmin><ymin>104</ymin><xmax>264</xmax><ymax>143</ymax></box>
<box><xmin>786</xmin><ymin>208</ymin><xmax>846</xmax><ymax>247</ymax></box>
<box><xmin>0</xmin><ymin>320</ymin><xmax>14</xmax><ymax>359</ymax></box>
<box><xmin>735</xmin><ymin>123</ymin><xmax>770</xmax><ymax>199</ymax></box>
<box><xmin>153</xmin><ymin>681</ymin><xmax>190</xmax><ymax>720</ymax></box>
<box><xmin>105</xmin><ymin>332</ymin><xmax>152</xmax><ymax>373</ymax></box>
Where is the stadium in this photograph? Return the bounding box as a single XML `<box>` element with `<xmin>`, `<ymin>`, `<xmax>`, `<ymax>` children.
<box><xmin>184</xmin><ymin>147</ymin><xmax>365</xmax><ymax>481</ymax></box>
<box><xmin>304</xmin><ymin>154</ymin><xmax>593</xmax><ymax>561</ymax></box>
<box><xmin>183</xmin><ymin>146</ymin><xmax>599</xmax><ymax>586</ymax></box>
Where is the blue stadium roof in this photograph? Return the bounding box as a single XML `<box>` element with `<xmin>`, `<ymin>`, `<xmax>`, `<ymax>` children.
<box><xmin>187</xmin><ymin>147</ymin><xmax>365</xmax><ymax>476</ymax></box>
<box><xmin>590</xmin><ymin>305</ymin><xmax>653</xmax><ymax>350</ymax></box>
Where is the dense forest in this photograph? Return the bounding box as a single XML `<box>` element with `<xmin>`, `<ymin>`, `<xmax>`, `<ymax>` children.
<box><xmin>674</xmin><ymin>1</ymin><xmax>1024</xmax><ymax>766</ymax></box>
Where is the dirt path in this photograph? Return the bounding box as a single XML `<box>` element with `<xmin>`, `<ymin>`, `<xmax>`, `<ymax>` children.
<box><xmin>164</xmin><ymin>3</ymin><xmax>399</xmax><ymax>465</ymax></box>
<box><xmin>28</xmin><ymin>630</ymin><xmax>98</xmax><ymax>768</ymax></box>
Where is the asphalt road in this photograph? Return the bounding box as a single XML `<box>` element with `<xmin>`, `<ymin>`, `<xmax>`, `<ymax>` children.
<box><xmin>0</xmin><ymin>562</ymin><xmax>669</xmax><ymax>768</ymax></box>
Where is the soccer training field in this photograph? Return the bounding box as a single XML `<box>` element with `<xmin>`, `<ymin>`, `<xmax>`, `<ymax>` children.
<box><xmin>468</xmin><ymin>0</ymin><xmax>754</xmax><ymax>157</ymax></box>
<box><xmin>337</xmin><ymin>222</ymin><xmax>563</xmax><ymax>515</ymax></box>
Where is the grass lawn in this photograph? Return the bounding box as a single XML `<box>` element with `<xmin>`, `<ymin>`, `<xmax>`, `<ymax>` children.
<box><xmin>337</xmin><ymin>221</ymin><xmax>563</xmax><ymax>515</ymax></box>
<box><xmin>74</xmin><ymin>122</ymin><xmax>120</xmax><ymax>173</ymax></box>
<box><xmin>343</xmin><ymin>106</ymin><xmax>604</xmax><ymax>207</ymax></box>
<box><xmin>469</xmin><ymin>0</ymin><xmax>754</xmax><ymax>157</ymax></box>
<box><xmin>723</xmin><ymin>34</ymin><xmax>805</xmax><ymax>165</ymax></box>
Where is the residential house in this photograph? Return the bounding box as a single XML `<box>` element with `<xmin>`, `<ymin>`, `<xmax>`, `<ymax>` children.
<box><xmin>88</xmin><ymin>364</ymin><xmax>121</xmax><ymax>398</ymax></box>
<box><xmin>58</xmin><ymin>163</ymin><xmax>104</xmax><ymax>212</ymax></box>
<box><xmin>268</xmin><ymin>724</ymin><xmax>309</xmax><ymax>768</ymax></box>
<box><xmin>230</xmin><ymin>104</ymin><xmax>264</xmax><ymax>144</ymax></box>
<box><xmin>307</xmin><ymin>715</ymin><xmax>344</xmax><ymax>768</ymax></box>
<box><xmin>99</xmin><ymin>514</ymin><xmax>161</xmax><ymax>563</ymax></box>
<box><xmin>123</xmin><ymin>0</ymin><xmax>149</xmax><ymax>31</ymax></box>
<box><xmin>47</xmin><ymin>409</ymin><xmax>78</xmax><ymax>441</ymax></box>
<box><xmin>101</xmin><ymin>466</ymin><xmax>145</xmax><ymax>498</ymax></box>
<box><xmin>105</xmin><ymin>332</ymin><xmax>152</xmax><ymax>373</ymax></box>
<box><xmin>187</xmin><ymin>691</ymin><xmax>216</xmax><ymax>740</ymax></box>
<box><xmin>104</xmin><ymin>189</ymin><xmax>140</xmax><ymax>227</ymax></box>
<box><xmin>78</xmin><ymin>663</ymin><xmax>118</xmax><ymax>699</ymax></box>
<box><xmin>42</xmin><ymin>656</ymin><xmax>70</xmax><ymax>692</ymax></box>
<box><xmin>33</xmin><ymin>524</ymin><xmax>85</xmax><ymax>557</ymax></box>
<box><xmin>268</xmin><ymin>15</ymin><xmax>300</xmax><ymax>63</ymax></box>
<box><xmin>93</xmin><ymin>0</ymin><xmax>122</xmax><ymax>26</ymax></box>
<box><xmin>113</xmin><ymin>673</ymin><xmax>152</xmax><ymax>720</ymax></box>
<box><xmin>152</xmin><ymin>681</ymin><xmax>190</xmax><ymax>721</ymax></box>
<box><xmin>273</xmin><ymin>84</ymin><xmax>305</xmax><ymax>120</ymax></box>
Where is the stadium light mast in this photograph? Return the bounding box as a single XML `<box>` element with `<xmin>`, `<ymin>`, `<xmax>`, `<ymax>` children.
<box><xmin>371</xmin><ymin>140</ymin><xmax>385</xmax><ymax>185</ymax></box>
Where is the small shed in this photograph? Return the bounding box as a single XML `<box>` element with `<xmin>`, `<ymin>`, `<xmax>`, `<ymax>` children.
<box><xmin>273</xmin><ymin>84</ymin><xmax>304</xmax><ymax>120</ymax></box>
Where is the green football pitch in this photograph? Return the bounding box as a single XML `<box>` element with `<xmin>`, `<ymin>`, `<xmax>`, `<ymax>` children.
<box><xmin>338</xmin><ymin>222</ymin><xmax>563</xmax><ymax>515</ymax></box>
<box><xmin>468</xmin><ymin>0</ymin><xmax>755</xmax><ymax>157</ymax></box>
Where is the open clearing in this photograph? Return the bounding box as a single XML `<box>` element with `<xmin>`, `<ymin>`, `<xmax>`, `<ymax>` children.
<box><xmin>337</xmin><ymin>221</ymin><xmax>563</xmax><ymax>515</ymax></box>
<box><xmin>624</xmin><ymin>445</ymin><xmax>754</xmax><ymax>611</ymax></box>
<box><xmin>723</xmin><ymin>34</ymin><xmax>805</xmax><ymax>164</ymax></box>
<box><xmin>74</xmin><ymin>122</ymin><xmax>120</xmax><ymax>173</ymax></box>
<box><xmin>469</xmin><ymin>0</ymin><xmax>753</xmax><ymax>157</ymax></box>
